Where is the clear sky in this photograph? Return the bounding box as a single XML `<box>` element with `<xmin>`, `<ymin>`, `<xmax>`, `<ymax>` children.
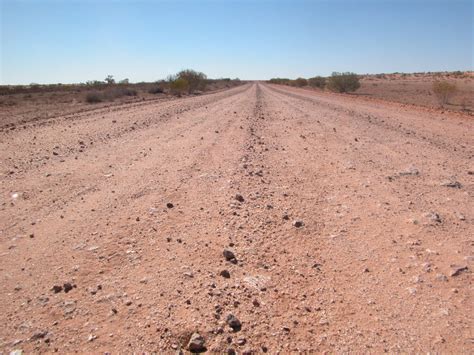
<box><xmin>1</xmin><ymin>0</ymin><xmax>472</xmax><ymax>84</ymax></box>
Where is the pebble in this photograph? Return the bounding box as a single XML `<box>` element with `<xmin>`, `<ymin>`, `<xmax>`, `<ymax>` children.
<box><xmin>450</xmin><ymin>265</ymin><xmax>468</xmax><ymax>277</ymax></box>
<box><xmin>292</xmin><ymin>220</ymin><xmax>304</xmax><ymax>228</ymax></box>
<box><xmin>441</xmin><ymin>180</ymin><xmax>462</xmax><ymax>188</ymax></box>
<box><xmin>187</xmin><ymin>332</ymin><xmax>206</xmax><ymax>352</ymax></box>
<box><xmin>235</xmin><ymin>194</ymin><xmax>245</xmax><ymax>203</ymax></box>
<box><xmin>63</xmin><ymin>282</ymin><xmax>74</xmax><ymax>293</ymax></box>
<box><xmin>223</xmin><ymin>249</ymin><xmax>237</xmax><ymax>264</ymax></box>
<box><xmin>52</xmin><ymin>285</ymin><xmax>63</xmax><ymax>293</ymax></box>
<box><xmin>227</xmin><ymin>314</ymin><xmax>242</xmax><ymax>331</ymax></box>
<box><xmin>220</xmin><ymin>270</ymin><xmax>231</xmax><ymax>278</ymax></box>
<box><xmin>166</xmin><ymin>203</ymin><xmax>174</xmax><ymax>208</ymax></box>
<box><xmin>237</xmin><ymin>338</ymin><xmax>247</xmax><ymax>346</ymax></box>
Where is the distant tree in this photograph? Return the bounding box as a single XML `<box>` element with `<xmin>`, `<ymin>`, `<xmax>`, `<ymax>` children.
<box><xmin>327</xmin><ymin>72</ymin><xmax>360</xmax><ymax>93</ymax></box>
<box><xmin>432</xmin><ymin>80</ymin><xmax>457</xmax><ymax>107</ymax></box>
<box><xmin>119</xmin><ymin>78</ymin><xmax>129</xmax><ymax>84</ymax></box>
<box><xmin>176</xmin><ymin>69</ymin><xmax>207</xmax><ymax>93</ymax></box>
<box><xmin>105</xmin><ymin>75</ymin><xmax>115</xmax><ymax>85</ymax></box>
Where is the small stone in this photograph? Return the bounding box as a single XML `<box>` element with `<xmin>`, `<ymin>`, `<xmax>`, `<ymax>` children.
<box><xmin>166</xmin><ymin>203</ymin><xmax>174</xmax><ymax>209</ymax></box>
<box><xmin>187</xmin><ymin>332</ymin><xmax>206</xmax><ymax>352</ymax></box>
<box><xmin>282</xmin><ymin>213</ymin><xmax>289</xmax><ymax>220</ymax></box>
<box><xmin>223</xmin><ymin>249</ymin><xmax>237</xmax><ymax>263</ymax></box>
<box><xmin>52</xmin><ymin>285</ymin><xmax>63</xmax><ymax>293</ymax></box>
<box><xmin>237</xmin><ymin>338</ymin><xmax>247</xmax><ymax>346</ymax></box>
<box><xmin>30</xmin><ymin>330</ymin><xmax>48</xmax><ymax>340</ymax></box>
<box><xmin>63</xmin><ymin>282</ymin><xmax>74</xmax><ymax>293</ymax></box>
<box><xmin>399</xmin><ymin>166</ymin><xmax>419</xmax><ymax>176</ymax></box>
<box><xmin>435</xmin><ymin>273</ymin><xmax>448</xmax><ymax>281</ymax></box>
<box><xmin>87</xmin><ymin>334</ymin><xmax>97</xmax><ymax>342</ymax></box>
<box><xmin>441</xmin><ymin>180</ymin><xmax>462</xmax><ymax>188</ymax></box>
<box><xmin>252</xmin><ymin>299</ymin><xmax>260</xmax><ymax>307</ymax></box>
<box><xmin>235</xmin><ymin>194</ymin><xmax>245</xmax><ymax>203</ymax></box>
<box><xmin>450</xmin><ymin>265</ymin><xmax>468</xmax><ymax>277</ymax></box>
<box><xmin>226</xmin><ymin>314</ymin><xmax>242</xmax><ymax>331</ymax></box>
<box><xmin>9</xmin><ymin>350</ymin><xmax>23</xmax><ymax>355</ymax></box>
<box><xmin>292</xmin><ymin>220</ymin><xmax>304</xmax><ymax>228</ymax></box>
<box><xmin>220</xmin><ymin>270</ymin><xmax>231</xmax><ymax>278</ymax></box>
<box><xmin>426</xmin><ymin>212</ymin><xmax>442</xmax><ymax>223</ymax></box>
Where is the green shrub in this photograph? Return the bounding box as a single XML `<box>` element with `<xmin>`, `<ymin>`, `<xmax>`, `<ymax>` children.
<box><xmin>176</xmin><ymin>69</ymin><xmax>207</xmax><ymax>93</ymax></box>
<box><xmin>308</xmin><ymin>76</ymin><xmax>326</xmax><ymax>89</ymax></box>
<box><xmin>170</xmin><ymin>78</ymin><xmax>189</xmax><ymax>96</ymax></box>
<box><xmin>432</xmin><ymin>80</ymin><xmax>457</xmax><ymax>107</ymax></box>
<box><xmin>327</xmin><ymin>72</ymin><xmax>360</xmax><ymax>93</ymax></box>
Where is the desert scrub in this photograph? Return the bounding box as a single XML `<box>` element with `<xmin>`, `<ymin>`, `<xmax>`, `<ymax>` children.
<box><xmin>432</xmin><ymin>80</ymin><xmax>457</xmax><ymax>107</ymax></box>
<box><xmin>327</xmin><ymin>72</ymin><xmax>360</xmax><ymax>93</ymax></box>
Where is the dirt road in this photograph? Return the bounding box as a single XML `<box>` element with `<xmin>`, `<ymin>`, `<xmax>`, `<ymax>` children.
<box><xmin>1</xmin><ymin>83</ymin><xmax>472</xmax><ymax>353</ymax></box>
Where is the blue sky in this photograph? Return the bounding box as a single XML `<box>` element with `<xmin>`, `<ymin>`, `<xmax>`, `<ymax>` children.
<box><xmin>1</xmin><ymin>0</ymin><xmax>472</xmax><ymax>84</ymax></box>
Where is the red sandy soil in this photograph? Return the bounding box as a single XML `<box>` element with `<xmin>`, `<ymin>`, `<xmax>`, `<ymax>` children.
<box><xmin>1</xmin><ymin>83</ymin><xmax>472</xmax><ymax>353</ymax></box>
<box><xmin>356</xmin><ymin>74</ymin><xmax>474</xmax><ymax>113</ymax></box>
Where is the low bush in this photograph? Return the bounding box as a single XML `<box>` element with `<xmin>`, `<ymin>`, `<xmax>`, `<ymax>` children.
<box><xmin>432</xmin><ymin>80</ymin><xmax>457</xmax><ymax>107</ymax></box>
<box><xmin>327</xmin><ymin>72</ymin><xmax>360</xmax><ymax>93</ymax></box>
<box><xmin>170</xmin><ymin>78</ymin><xmax>189</xmax><ymax>96</ymax></box>
<box><xmin>149</xmin><ymin>86</ymin><xmax>164</xmax><ymax>94</ymax></box>
<box><xmin>85</xmin><ymin>91</ymin><xmax>103</xmax><ymax>103</ymax></box>
<box><xmin>85</xmin><ymin>86</ymin><xmax>137</xmax><ymax>103</ymax></box>
<box><xmin>269</xmin><ymin>78</ymin><xmax>290</xmax><ymax>85</ymax></box>
<box><xmin>308</xmin><ymin>76</ymin><xmax>326</xmax><ymax>89</ymax></box>
<box><xmin>292</xmin><ymin>78</ymin><xmax>308</xmax><ymax>87</ymax></box>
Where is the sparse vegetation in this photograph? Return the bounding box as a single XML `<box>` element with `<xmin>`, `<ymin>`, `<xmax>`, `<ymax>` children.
<box><xmin>176</xmin><ymin>69</ymin><xmax>207</xmax><ymax>94</ymax></box>
<box><xmin>269</xmin><ymin>78</ymin><xmax>291</xmax><ymax>85</ymax></box>
<box><xmin>169</xmin><ymin>78</ymin><xmax>189</xmax><ymax>96</ymax></box>
<box><xmin>85</xmin><ymin>87</ymin><xmax>137</xmax><ymax>104</ymax></box>
<box><xmin>148</xmin><ymin>86</ymin><xmax>164</xmax><ymax>94</ymax></box>
<box><xmin>432</xmin><ymin>80</ymin><xmax>457</xmax><ymax>107</ymax></box>
<box><xmin>308</xmin><ymin>76</ymin><xmax>326</xmax><ymax>89</ymax></box>
<box><xmin>292</xmin><ymin>78</ymin><xmax>308</xmax><ymax>87</ymax></box>
<box><xmin>327</xmin><ymin>72</ymin><xmax>360</xmax><ymax>93</ymax></box>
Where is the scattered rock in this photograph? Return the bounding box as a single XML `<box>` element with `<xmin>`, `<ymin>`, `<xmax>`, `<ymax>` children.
<box><xmin>426</xmin><ymin>212</ymin><xmax>442</xmax><ymax>223</ymax></box>
<box><xmin>223</xmin><ymin>249</ymin><xmax>237</xmax><ymax>264</ymax></box>
<box><xmin>399</xmin><ymin>166</ymin><xmax>419</xmax><ymax>176</ymax></box>
<box><xmin>235</xmin><ymin>194</ymin><xmax>245</xmax><ymax>203</ymax></box>
<box><xmin>166</xmin><ymin>202</ymin><xmax>174</xmax><ymax>208</ymax></box>
<box><xmin>441</xmin><ymin>180</ymin><xmax>462</xmax><ymax>188</ymax></box>
<box><xmin>63</xmin><ymin>282</ymin><xmax>74</xmax><ymax>293</ymax></box>
<box><xmin>226</xmin><ymin>314</ymin><xmax>242</xmax><ymax>331</ymax></box>
<box><xmin>220</xmin><ymin>270</ymin><xmax>231</xmax><ymax>278</ymax></box>
<box><xmin>450</xmin><ymin>265</ymin><xmax>468</xmax><ymax>277</ymax></box>
<box><xmin>52</xmin><ymin>285</ymin><xmax>63</xmax><ymax>293</ymax></box>
<box><xmin>30</xmin><ymin>330</ymin><xmax>48</xmax><ymax>341</ymax></box>
<box><xmin>292</xmin><ymin>220</ymin><xmax>304</xmax><ymax>228</ymax></box>
<box><xmin>187</xmin><ymin>332</ymin><xmax>206</xmax><ymax>352</ymax></box>
<box><xmin>237</xmin><ymin>338</ymin><xmax>247</xmax><ymax>346</ymax></box>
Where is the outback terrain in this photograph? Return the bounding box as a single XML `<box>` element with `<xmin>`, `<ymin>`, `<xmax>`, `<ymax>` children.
<box><xmin>357</xmin><ymin>73</ymin><xmax>474</xmax><ymax>113</ymax></box>
<box><xmin>0</xmin><ymin>82</ymin><xmax>473</xmax><ymax>353</ymax></box>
